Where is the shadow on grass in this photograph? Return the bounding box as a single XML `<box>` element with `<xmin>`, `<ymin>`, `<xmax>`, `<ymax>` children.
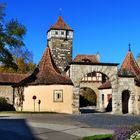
<box><xmin>0</xmin><ymin>119</ymin><xmax>37</xmax><ymax>140</ymax></box>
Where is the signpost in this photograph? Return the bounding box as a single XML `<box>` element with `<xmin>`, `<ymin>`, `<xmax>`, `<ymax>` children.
<box><xmin>38</xmin><ymin>100</ymin><xmax>41</xmax><ymax>112</ymax></box>
<box><xmin>32</xmin><ymin>95</ymin><xmax>37</xmax><ymax>112</ymax></box>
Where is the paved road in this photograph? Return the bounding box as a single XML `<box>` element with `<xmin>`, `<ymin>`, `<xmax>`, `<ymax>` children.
<box><xmin>0</xmin><ymin>113</ymin><xmax>140</xmax><ymax>139</ymax></box>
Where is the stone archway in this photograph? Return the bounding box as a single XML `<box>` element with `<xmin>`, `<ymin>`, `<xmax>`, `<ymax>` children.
<box><xmin>122</xmin><ymin>90</ymin><xmax>130</xmax><ymax>114</ymax></box>
<box><xmin>69</xmin><ymin>63</ymin><xmax>118</xmax><ymax>114</ymax></box>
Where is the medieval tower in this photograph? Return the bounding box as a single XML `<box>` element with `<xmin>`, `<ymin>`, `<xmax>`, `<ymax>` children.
<box><xmin>47</xmin><ymin>16</ymin><xmax>73</xmax><ymax>72</ymax></box>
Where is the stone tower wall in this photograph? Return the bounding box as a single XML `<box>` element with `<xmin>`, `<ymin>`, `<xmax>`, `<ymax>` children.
<box><xmin>48</xmin><ymin>38</ymin><xmax>72</xmax><ymax>72</ymax></box>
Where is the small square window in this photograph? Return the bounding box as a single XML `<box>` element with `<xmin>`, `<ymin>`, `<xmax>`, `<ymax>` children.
<box><xmin>55</xmin><ymin>31</ymin><xmax>58</xmax><ymax>35</ymax></box>
<box><xmin>66</xmin><ymin>31</ymin><xmax>69</xmax><ymax>36</ymax></box>
<box><xmin>61</xmin><ymin>31</ymin><xmax>64</xmax><ymax>35</ymax></box>
<box><xmin>54</xmin><ymin>90</ymin><xmax>63</xmax><ymax>102</ymax></box>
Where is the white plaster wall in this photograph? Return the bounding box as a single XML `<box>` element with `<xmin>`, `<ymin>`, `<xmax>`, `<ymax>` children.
<box><xmin>22</xmin><ymin>85</ymin><xmax>73</xmax><ymax>114</ymax></box>
<box><xmin>99</xmin><ymin>89</ymin><xmax>112</xmax><ymax>109</ymax></box>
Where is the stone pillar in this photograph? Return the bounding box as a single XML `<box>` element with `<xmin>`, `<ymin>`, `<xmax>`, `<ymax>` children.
<box><xmin>118</xmin><ymin>90</ymin><xmax>122</xmax><ymax>114</ymax></box>
<box><xmin>129</xmin><ymin>93</ymin><xmax>136</xmax><ymax>114</ymax></box>
<box><xmin>112</xmin><ymin>77</ymin><xmax>120</xmax><ymax>114</ymax></box>
<box><xmin>72</xmin><ymin>87</ymin><xmax>80</xmax><ymax>114</ymax></box>
<box><xmin>112</xmin><ymin>90</ymin><xmax>120</xmax><ymax>114</ymax></box>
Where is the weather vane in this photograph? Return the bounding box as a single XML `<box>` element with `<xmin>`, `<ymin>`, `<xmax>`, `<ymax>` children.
<box><xmin>128</xmin><ymin>43</ymin><xmax>131</xmax><ymax>51</ymax></box>
<box><xmin>59</xmin><ymin>8</ymin><xmax>62</xmax><ymax>16</ymax></box>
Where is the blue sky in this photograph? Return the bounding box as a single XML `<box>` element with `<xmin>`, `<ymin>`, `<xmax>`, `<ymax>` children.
<box><xmin>3</xmin><ymin>0</ymin><xmax>140</xmax><ymax>66</ymax></box>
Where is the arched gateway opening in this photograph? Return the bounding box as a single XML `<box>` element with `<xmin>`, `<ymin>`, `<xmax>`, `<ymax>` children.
<box><xmin>122</xmin><ymin>90</ymin><xmax>130</xmax><ymax>114</ymax></box>
<box><xmin>80</xmin><ymin>87</ymin><xmax>97</xmax><ymax>113</ymax></box>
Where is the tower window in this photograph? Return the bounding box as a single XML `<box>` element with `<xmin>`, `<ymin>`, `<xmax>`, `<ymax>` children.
<box><xmin>55</xmin><ymin>31</ymin><xmax>58</xmax><ymax>35</ymax></box>
<box><xmin>67</xmin><ymin>31</ymin><xmax>69</xmax><ymax>35</ymax></box>
<box><xmin>61</xmin><ymin>31</ymin><xmax>64</xmax><ymax>35</ymax></box>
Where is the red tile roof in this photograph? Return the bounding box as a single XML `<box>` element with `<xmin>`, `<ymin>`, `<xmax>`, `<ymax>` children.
<box><xmin>98</xmin><ymin>81</ymin><xmax>111</xmax><ymax>89</ymax></box>
<box><xmin>49</xmin><ymin>16</ymin><xmax>72</xmax><ymax>30</ymax></box>
<box><xmin>0</xmin><ymin>73</ymin><xmax>28</xmax><ymax>84</ymax></box>
<box><xmin>16</xmin><ymin>47</ymin><xmax>73</xmax><ymax>86</ymax></box>
<box><xmin>119</xmin><ymin>50</ymin><xmax>140</xmax><ymax>81</ymax></box>
<box><xmin>73</xmin><ymin>55</ymin><xmax>99</xmax><ymax>63</ymax></box>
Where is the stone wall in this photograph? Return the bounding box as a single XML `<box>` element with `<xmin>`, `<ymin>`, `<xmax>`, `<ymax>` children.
<box><xmin>48</xmin><ymin>38</ymin><xmax>72</xmax><ymax>72</ymax></box>
<box><xmin>135</xmin><ymin>86</ymin><xmax>140</xmax><ymax>114</ymax></box>
<box><xmin>0</xmin><ymin>85</ymin><xmax>13</xmax><ymax>104</ymax></box>
<box><xmin>118</xmin><ymin>77</ymin><xmax>136</xmax><ymax>114</ymax></box>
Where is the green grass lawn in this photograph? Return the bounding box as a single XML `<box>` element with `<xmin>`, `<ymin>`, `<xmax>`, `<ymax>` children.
<box><xmin>82</xmin><ymin>134</ymin><xmax>112</xmax><ymax>140</ymax></box>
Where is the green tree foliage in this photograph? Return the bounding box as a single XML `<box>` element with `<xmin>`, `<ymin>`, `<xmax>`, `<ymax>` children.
<box><xmin>0</xmin><ymin>3</ymin><xmax>36</xmax><ymax>73</ymax></box>
<box><xmin>0</xmin><ymin>3</ymin><xmax>26</xmax><ymax>70</ymax></box>
<box><xmin>0</xmin><ymin>97</ymin><xmax>15</xmax><ymax>111</ymax></box>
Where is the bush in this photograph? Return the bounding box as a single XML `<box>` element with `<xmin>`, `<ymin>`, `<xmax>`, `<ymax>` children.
<box><xmin>113</xmin><ymin>126</ymin><xmax>131</xmax><ymax>140</ymax></box>
<box><xmin>80</xmin><ymin>88</ymin><xmax>97</xmax><ymax>107</ymax></box>
<box><xmin>113</xmin><ymin>125</ymin><xmax>140</xmax><ymax>140</ymax></box>
<box><xmin>0</xmin><ymin>97</ymin><xmax>15</xmax><ymax>111</ymax></box>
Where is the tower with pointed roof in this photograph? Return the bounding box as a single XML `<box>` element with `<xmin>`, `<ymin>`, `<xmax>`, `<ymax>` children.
<box><xmin>119</xmin><ymin>46</ymin><xmax>140</xmax><ymax>81</ymax></box>
<box><xmin>47</xmin><ymin>16</ymin><xmax>73</xmax><ymax>73</ymax></box>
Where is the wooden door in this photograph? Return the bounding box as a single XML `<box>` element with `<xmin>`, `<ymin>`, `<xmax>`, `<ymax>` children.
<box><xmin>122</xmin><ymin>90</ymin><xmax>130</xmax><ymax>114</ymax></box>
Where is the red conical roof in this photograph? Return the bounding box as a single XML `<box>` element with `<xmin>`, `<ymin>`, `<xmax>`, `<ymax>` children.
<box><xmin>16</xmin><ymin>47</ymin><xmax>73</xmax><ymax>86</ymax></box>
<box><xmin>119</xmin><ymin>49</ymin><xmax>140</xmax><ymax>81</ymax></box>
<box><xmin>49</xmin><ymin>16</ymin><xmax>72</xmax><ymax>30</ymax></box>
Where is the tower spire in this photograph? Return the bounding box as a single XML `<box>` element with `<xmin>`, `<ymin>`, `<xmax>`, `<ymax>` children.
<box><xmin>128</xmin><ymin>43</ymin><xmax>131</xmax><ymax>51</ymax></box>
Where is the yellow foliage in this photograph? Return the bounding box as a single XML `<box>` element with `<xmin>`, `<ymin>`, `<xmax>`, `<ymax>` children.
<box><xmin>0</xmin><ymin>58</ymin><xmax>36</xmax><ymax>74</ymax></box>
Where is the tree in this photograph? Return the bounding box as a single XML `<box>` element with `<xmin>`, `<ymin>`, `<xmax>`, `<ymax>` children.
<box><xmin>9</xmin><ymin>46</ymin><xmax>36</xmax><ymax>73</ymax></box>
<box><xmin>0</xmin><ymin>50</ymin><xmax>36</xmax><ymax>74</ymax></box>
<box><xmin>0</xmin><ymin>3</ymin><xmax>36</xmax><ymax>73</ymax></box>
<box><xmin>80</xmin><ymin>87</ymin><xmax>97</xmax><ymax>106</ymax></box>
<box><xmin>0</xmin><ymin>3</ymin><xmax>26</xmax><ymax>70</ymax></box>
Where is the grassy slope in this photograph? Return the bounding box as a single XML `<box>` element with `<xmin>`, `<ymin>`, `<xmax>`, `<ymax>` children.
<box><xmin>82</xmin><ymin>134</ymin><xmax>112</xmax><ymax>140</ymax></box>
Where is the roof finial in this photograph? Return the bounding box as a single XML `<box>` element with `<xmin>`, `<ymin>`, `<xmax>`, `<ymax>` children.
<box><xmin>128</xmin><ymin>43</ymin><xmax>131</xmax><ymax>51</ymax></box>
<box><xmin>59</xmin><ymin>8</ymin><xmax>62</xmax><ymax>16</ymax></box>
